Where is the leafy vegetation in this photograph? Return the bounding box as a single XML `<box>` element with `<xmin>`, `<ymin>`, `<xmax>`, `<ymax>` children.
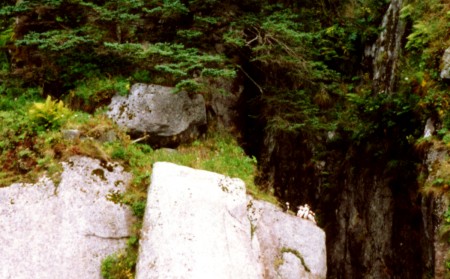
<box><xmin>68</xmin><ymin>76</ymin><xmax>130</xmax><ymax>112</ymax></box>
<box><xmin>28</xmin><ymin>96</ymin><xmax>72</xmax><ymax>131</ymax></box>
<box><xmin>101</xmin><ymin>250</ymin><xmax>135</xmax><ymax>279</ymax></box>
<box><xmin>400</xmin><ymin>0</ymin><xmax>450</xmax><ymax>271</ymax></box>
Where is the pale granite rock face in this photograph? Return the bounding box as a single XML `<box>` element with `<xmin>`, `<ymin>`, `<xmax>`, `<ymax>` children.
<box><xmin>0</xmin><ymin>156</ymin><xmax>134</xmax><ymax>279</ymax></box>
<box><xmin>136</xmin><ymin>162</ymin><xmax>327</xmax><ymax>279</ymax></box>
<box><xmin>248</xmin><ymin>199</ymin><xmax>327</xmax><ymax>279</ymax></box>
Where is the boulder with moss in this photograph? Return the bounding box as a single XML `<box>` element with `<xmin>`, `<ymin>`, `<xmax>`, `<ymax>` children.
<box><xmin>107</xmin><ymin>84</ymin><xmax>207</xmax><ymax>148</ymax></box>
<box><xmin>0</xmin><ymin>156</ymin><xmax>135</xmax><ymax>279</ymax></box>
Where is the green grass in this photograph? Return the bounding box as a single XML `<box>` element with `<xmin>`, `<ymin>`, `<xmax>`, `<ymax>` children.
<box><xmin>99</xmin><ymin>129</ymin><xmax>277</xmax><ymax>279</ymax></box>
<box><xmin>68</xmin><ymin>76</ymin><xmax>130</xmax><ymax>112</ymax></box>
<box><xmin>103</xmin><ymin>130</ymin><xmax>277</xmax><ymax>204</ymax></box>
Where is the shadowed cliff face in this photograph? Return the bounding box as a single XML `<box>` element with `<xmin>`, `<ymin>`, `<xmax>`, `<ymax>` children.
<box><xmin>238</xmin><ymin>0</ymin><xmax>439</xmax><ymax>277</ymax></box>
<box><xmin>250</xmin><ymin>125</ymin><xmax>430</xmax><ymax>278</ymax></box>
<box><xmin>322</xmin><ymin>142</ymin><xmax>426</xmax><ymax>278</ymax></box>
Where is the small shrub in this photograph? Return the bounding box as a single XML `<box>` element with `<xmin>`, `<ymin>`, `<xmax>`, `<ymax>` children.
<box><xmin>101</xmin><ymin>252</ymin><xmax>135</xmax><ymax>279</ymax></box>
<box><xmin>127</xmin><ymin>236</ymin><xmax>139</xmax><ymax>247</ymax></box>
<box><xmin>131</xmin><ymin>200</ymin><xmax>146</xmax><ymax>218</ymax></box>
<box><xmin>0</xmin><ymin>108</ymin><xmax>65</xmax><ymax>186</ymax></box>
<box><xmin>445</xmin><ymin>207</ymin><xmax>450</xmax><ymax>224</ymax></box>
<box><xmin>441</xmin><ymin>206</ymin><xmax>450</xmax><ymax>263</ymax></box>
<box><xmin>131</xmin><ymin>70</ymin><xmax>152</xmax><ymax>83</ymax></box>
<box><xmin>70</xmin><ymin>76</ymin><xmax>130</xmax><ymax>112</ymax></box>
<box><xmin>405</xmin><ymin>21</ymin><xmax>436</xmax><ymax>50</ymax></box>
<box><xmin>176</xmin><ymin>29</ymin><xmax>203</xmax><ymax>40</ymax></box>
<box><xmin>432</xmin><ymin>178</ymin><xmax>445</xmax><ymax>186</ymax></box>
<box><xmin>28</xmin><ymin>96</ymin><xmax>72</xmax><ymax>131</ymax></box>
<box><xmin>0</xmin><ymin>27</ymin><xmax>12</xmax><ymax>73</ymax></box>
<box><xmin>175</xmin><ymin>78</ymin><xmax>202</xmax><ymax>93</ymax></box>
<box><xmin>443</xmin><ymin>134</ymin><xmax>450</xmax><ymax>145</ymax></box>
<box><xmin>438</xmin><ymin>128</ymin><xmax>448</xmax><ymax>137</ymax></box>
<box><xmin>445</xmin><ymin>205</ymin><xmax>450</xmax><ymax>276</ymax></box>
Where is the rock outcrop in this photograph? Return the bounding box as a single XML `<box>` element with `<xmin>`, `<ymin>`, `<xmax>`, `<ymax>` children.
<box><xmin>0</xmin><ymin>156</ymin><xmax>134</xmax><ymax>279</ymax></box>
<box><xmin>136</xmin><ymin>162</ymin><xmax>263</xmax><ymax>279</ymax></box>
<box><xmin>423</xmin><ymin>118</ymin><xmax>435</xmax><ymax>138</ymax></box>
<box><xmin>136</xmin><ymin>162</ymin><xmax>326</xmax><ymax>279</ymax></box>
<box><xmin>0</xmin><ymin>157</ymin><xmax>326</xmax><ymax>279</ymax></box>
<box><xmin>440</xmin><ymin>47</ymin><xmax>450</xmax><ymax>80</ymax></box>
<box><xmin>364</xmin><ymin>0</ymin><xmax>405</xmax><ymax>94</ymax></box>
<box><xmin>421</xmin><ymin>142</ymin><xmax>450</xmax><ymax>277</ymax></box>
<box><xmin>107</xmin><ymin>84</ymin><xmax>207</xmax><ymax>147</ymax></box>
<box><xmin>249</xmin><ymin>199</ymin><xmax>327</xmax><ymax>279</ymax></box>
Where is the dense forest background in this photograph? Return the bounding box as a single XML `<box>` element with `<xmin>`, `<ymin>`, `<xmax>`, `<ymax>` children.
<box><xmin>2</xmin><ymin>0</ymin><xmax>448</xmax><ymax>148</ymax></box>
<box><xmin>1</xmin><ymin>0</ymin><xmax>450</xmax><ymax>278</ymax></box>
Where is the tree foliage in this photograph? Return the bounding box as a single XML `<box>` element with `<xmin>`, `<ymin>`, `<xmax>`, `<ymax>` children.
<box><xmin>0</xmin><ymin>0</ymin><xmax>414</xmax><ymax>135</ymax></box>
<box><xmin>1</xmin><ymin>0</ymin><xmax>382</xmax><ymax>88</ymax></box>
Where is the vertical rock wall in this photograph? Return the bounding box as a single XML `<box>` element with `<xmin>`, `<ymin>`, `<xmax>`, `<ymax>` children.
<box><xmin>365</xmin><ymin>0</ymin><xmax>405</xmax><ymax>94</ymax></box>
<box><xmin>420</xmin><ymin>144</ymin><xmax>450</xmax><ymax>277</ymax></box>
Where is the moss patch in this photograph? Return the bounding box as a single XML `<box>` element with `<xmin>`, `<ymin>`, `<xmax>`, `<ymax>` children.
<box><xmin>280</xmin><ymin>247</ymin><xmax>311</xmax><ymax>273</ymax></box>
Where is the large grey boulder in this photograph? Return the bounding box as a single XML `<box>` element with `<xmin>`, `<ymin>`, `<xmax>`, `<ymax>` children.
<box><xmin>107</xmin><ymin>84</ymin><xmax>207</xmax><ymax>147</ymax></box>
<box><xmin>136</xmin><ymin>162</ymin><xmax>263</xmax><ymax>279</ymax></box>
<box><xmin>248</xmin><ymin>199</ymin><xmax>327</xmax><ymax>279</ymax></box>
<box><xmin>136</xmin><ymin>162</ymin><xmax>327</xmax><ymax>279</ymax></box>
<box><xmin>440</xmin><ymin>47</ymin><xmax>450</xmax><ymax>80</ymax></box>
<box><xmin>0</xmin><ymin>156</ymin><xmax>134</xmax><ymax>279</ymax></box>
